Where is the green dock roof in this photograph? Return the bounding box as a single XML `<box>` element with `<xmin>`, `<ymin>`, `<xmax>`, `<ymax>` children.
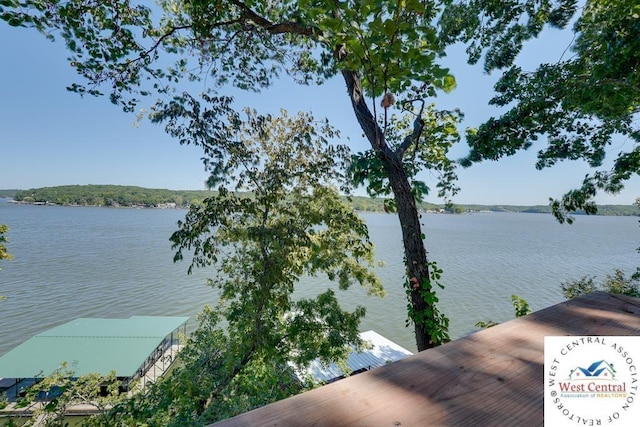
<box><xmin>0</xmin><ymin>316</ymin><xmax>189</xmax><ymax>379</ymax></box>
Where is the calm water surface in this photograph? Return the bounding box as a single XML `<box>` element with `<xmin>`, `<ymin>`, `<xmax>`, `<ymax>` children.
<box><xmin>1</xmin><ymin>199</ymin><xmax>638</xmax><ymax>354</ymax></box>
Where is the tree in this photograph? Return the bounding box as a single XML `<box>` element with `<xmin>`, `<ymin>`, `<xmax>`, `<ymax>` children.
<box><xmin>115</xmin><ymin>109</ymin><xmax>381</xmax><ymax>424</ymax></box>
<box><xmin>169</xmin><ymin>108</ymin><xmax>383</xmax><ymax>359</ymax></box>
<box><xmin>2</xmin><ymin>0</ymin><xmax>465</xmax><ymax>350</ymax></box>
<box><xmin>440</xmin><ymin>0</ymin><xmax>640</xmax><ymax>223</ymax></box>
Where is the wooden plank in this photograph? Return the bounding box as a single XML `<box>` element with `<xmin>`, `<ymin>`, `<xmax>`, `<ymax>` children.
<box><xmin>211</xmin><ymin>292</ymin><xmax>640</xmax><ymax>426</ymax></box>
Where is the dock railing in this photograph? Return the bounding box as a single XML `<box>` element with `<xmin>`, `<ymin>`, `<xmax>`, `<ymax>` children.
<box><xmin>211</xmin><ymin>291</ymin><xmax>640</xmax><ymax>426</ymax></box>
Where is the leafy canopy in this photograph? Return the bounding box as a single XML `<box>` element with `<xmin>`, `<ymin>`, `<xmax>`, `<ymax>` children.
<box><xmin>4</xmin><ymin>0</ymin><xmax>462</xmax><ymax>202</ymax></box>
<box><xmin>2</xmin><ymin>0</ymin><xmax>453</xmax><ymax>108</ymax></box>
<box><xmin>441</xmin><ymin>0</ymin><xmax>640</xmax><ymax>222</ymax></box>
<box><xmin>166</xmin><ymin>109</ymin><xmax>381</xmax><ymax>422</ymax></box>
<box><xmin>170</xmin><ymin>107</ymin><xmax>382</xmax><ymax>298</ymax></box>
<box><xmin>350</xmin><ymin>102</ymin><xmax>461</xmax><ymax>210</ymax></box>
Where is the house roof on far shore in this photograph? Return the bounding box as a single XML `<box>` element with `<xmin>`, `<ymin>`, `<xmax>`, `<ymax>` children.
<box><xmin>0</xmin><ymin>316</ymin><xmax>189</xmax><ymax>380</ymax></box>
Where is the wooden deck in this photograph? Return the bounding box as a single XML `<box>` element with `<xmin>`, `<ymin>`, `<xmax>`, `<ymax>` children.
<box><xmin>211</xmin><ymin>292</ymin><xmax>640</xmax><ymax>426</ymax></box>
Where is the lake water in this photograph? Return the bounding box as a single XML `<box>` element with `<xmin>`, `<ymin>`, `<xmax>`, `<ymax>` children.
<box><xmin>1</xmin><ymin>199</ymin><xmax>638</xmax><ymax>354</ymax></box>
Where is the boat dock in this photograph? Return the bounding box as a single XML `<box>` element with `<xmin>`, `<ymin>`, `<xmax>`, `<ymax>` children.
<box><xmin>0</xmin><ymin>316</ymin><xmax>188</xmax><ymax>417</ymax></box>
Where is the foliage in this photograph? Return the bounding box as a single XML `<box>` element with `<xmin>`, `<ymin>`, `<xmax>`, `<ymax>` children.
<box><xmin>440</xmin><ymin>0</ymin><xmax>578</xmax><ymax>71</ymax></box>
<box><xmin>163</xmin><ymin>110</ymin><xmax>381</xmax><ymax>422</ymax></box>
<box><xmin>6</xmin><ymin>110</ymin><xmax>383</xmax><ymax>425</ymax></box>
<box><xmin>0</xmin><ymin>0</ymin><xmax>455</xmax><ymax>107</ymax></box>
<box><xmin>2</xmin><ymin>0</ymin><xmax>640</xmax><ymax>354</ymax></box>
<box><xmin>444</xmin><ymin>204</ymin><xmax>466</xmax><ymax>214</ymax></box>
<box><xmin>404</xmin><ymin>260</ymin><xmax>450</xmax><ymax>345</ymax></box>
<box><xmin>562</xmin><ymin>269</ymin><xmax>640</xmax><ymax>300</ymax></box>
<box><xmin>441</xmin><ymin>0</ymin><xmax>640</xmax><ymax>223</ymax></box>
<box><xmin>561</xmin><ymin>275</ymin><xmax>598</xmax><ymax>300</ymax></box>
<box><xmin>511</xmin><ymin>294</ymin><xmax>532</xmax><ymax>318</ymax></box>
<box><xmin>474</xmin><ymin>319</ymin><xmax>498</xmax><ymax>329</ymax></box>
<box><xmin>349</xmin><ymin>103</ymin><xmax>461</xmax><ymax>207</ymax></box>
<box><xmin>0</xmin><ymin>224</ymin><xmax>11</xmax><ymax>264</ymax></box>
<box><xmin>109</xmin><ymin>307</ymin><xmax>307</xmax><ymax>426</ymax></box>
<box><xmin>14</xmin><ymin>364</ymin><xmax>124</xmax><ymax>427</ymax></box>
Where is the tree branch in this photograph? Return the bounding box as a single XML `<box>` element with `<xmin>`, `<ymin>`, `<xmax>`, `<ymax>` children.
<box><xmin>397</xmin><ymin>99</ymin><xmax>426</xmax><ymax>158</ymax></box>
<box><xmin>143</xmin><ymin>24</ymin><xmax>193</xmax><ymax>58</ymax></box>
<box><xmin>230</xmin><ymin>0</ymin><xmax>315</xmax><ymax>37</ymax></box>
<box><xmin>341</xmin><ymin>69</ymin><xmax>393</xmax><ymax>158</ymax></box>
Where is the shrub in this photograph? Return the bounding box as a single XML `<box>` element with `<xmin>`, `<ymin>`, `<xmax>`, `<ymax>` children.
<box><xmin>561</xmin><ymin>269</ymin><xmax>640</xmax><ymax>299</ymax></box>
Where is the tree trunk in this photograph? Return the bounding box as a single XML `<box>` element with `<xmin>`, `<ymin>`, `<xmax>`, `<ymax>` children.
<box><xmin>386</xmin><ymin>160</ymin><xmax>433</xmax><ymax>351</ymax></box>
<box><xmin>341</xmin><ymin>69</ymin><xmax>437</xmax><ymax>352</ymax></box>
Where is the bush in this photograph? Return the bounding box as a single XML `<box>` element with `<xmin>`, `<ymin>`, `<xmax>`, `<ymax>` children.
<box><xmin>561</xmin><ymin>276</ymin><xmax>597</xmax><ymax>299</ymax></box>
<box><xmin>561</xmin><ymin>269</ymin><xmax>640</xmax><ymax>299</ymax></box>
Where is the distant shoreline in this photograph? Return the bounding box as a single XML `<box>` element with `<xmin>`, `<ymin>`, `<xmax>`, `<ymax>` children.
<box><xmin>1</xmin><ymin>185</ymin><xmax>638</xmax><ymax>216</ymax></box>
<box><xmin>6</xmin><ymin>199</ymin><xmax>186</xmax><ymax>209</ymax></box>
<box><xmin>4</xmin><ymin>200</ymin><xmax>638</xmax><ymax>217</ymax></box>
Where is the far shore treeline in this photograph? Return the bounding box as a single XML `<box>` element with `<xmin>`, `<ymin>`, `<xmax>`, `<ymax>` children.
<box><xmin>0</xmin><ymin>185</ymin><xmax>637</xmax><ymax>216</ymax></box>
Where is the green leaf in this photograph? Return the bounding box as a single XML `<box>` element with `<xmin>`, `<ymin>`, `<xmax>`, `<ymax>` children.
<box><xmin>382</xmin><ymin>19</ymin><xmax>397</xmax><ymax>37</ymax></box>
<box><xmin>443</xmin><ymin>74</ymin><xmax>456</xmax><ymax>92</ymax></box>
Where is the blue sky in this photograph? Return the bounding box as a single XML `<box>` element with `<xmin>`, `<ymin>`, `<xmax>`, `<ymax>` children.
<box><xmin>1</xmin><ymin>19</ymin><xmax>638</xmax><ymax>205</ymax></box>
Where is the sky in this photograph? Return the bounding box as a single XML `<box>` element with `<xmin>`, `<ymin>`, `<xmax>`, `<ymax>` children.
<box><xmin>1</xmin><ymin>14</ymin><xmax>638</xmax><ymax>206</ymax></box>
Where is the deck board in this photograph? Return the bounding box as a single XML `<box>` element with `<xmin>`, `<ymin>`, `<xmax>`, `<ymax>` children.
<box><xmin>211</xmin><ymin>292</ymin><xmax>640</xmax><ymax>426</ymax></box>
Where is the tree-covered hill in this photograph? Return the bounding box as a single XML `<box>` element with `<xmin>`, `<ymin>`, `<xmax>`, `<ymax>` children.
<box><xmin>0</xmin><ymin>189</ymin><xmax>20</xmax><ymax>198</ymax></box>
<box><xmin>11</xmin><ymin>185</ymin><xmax>212</xmax><ymax>208</ymax></box>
